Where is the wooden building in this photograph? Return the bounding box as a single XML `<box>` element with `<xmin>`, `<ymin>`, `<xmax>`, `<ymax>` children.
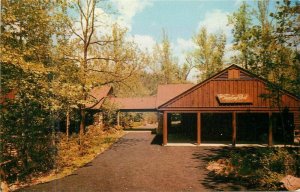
<box><xmin>157</xmin><ymin>65</ymin><xmax>300</xmax><ymax>146</ymax></box>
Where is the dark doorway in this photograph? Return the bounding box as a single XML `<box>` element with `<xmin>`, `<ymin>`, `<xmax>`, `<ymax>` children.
<box><xmin>272</xmin><ymin>112</ymin><xmax>294</xmax><ymax>144</ymax></box>
<box><xmin>201</xmin><ymin>113</ymin><xmax>232</xmax><ymax>143</ymax></box>
<box><xmin>236</xmin><ymin>113</ymin><xmax>268</xmax><ymax>144</ymax></box>
<box><xmin>167</xmin><ymin>113</ymin><xmax>197</xmax><ymax>143</ymax></box>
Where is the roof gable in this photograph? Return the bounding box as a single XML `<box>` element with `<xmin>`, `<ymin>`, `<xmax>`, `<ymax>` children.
<box><xmin>158</xmin><ymin>64</ymin><xmax>300</xmax><ymax>109</ymax></box>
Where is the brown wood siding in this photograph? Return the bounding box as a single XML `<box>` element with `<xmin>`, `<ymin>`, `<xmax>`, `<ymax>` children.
<box><xmin>228</xmin><ymin>69</ymin><xmax>240</xmax><ymax>79</ymax></box>
<box><xmin>166</xmin><ymin>79</ymin><xmax>299</xmax><ymax>110</ymax></box>
<box><xmin>240</xmin><ymin>71</ymin><xmax>254</xmax><ymax>80</ymax></box>
<box><xmin>215</xmin><ymin>71</ymin><xmax>228</xmax><ymax>80</ymax></box>
<box><xmin>294</xmin><ymin>111</ymin><xmax>300</xmax><ymax>143</ymax></box>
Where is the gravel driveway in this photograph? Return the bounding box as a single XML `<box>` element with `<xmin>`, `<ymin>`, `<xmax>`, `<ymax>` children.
<box><xmin>21</xmin><ymin>131</ymin><xmax>247</xmax><ymax>192</ymax></box>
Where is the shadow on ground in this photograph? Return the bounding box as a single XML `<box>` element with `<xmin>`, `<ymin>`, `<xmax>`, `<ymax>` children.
<box><xmin>192</xmin><ymin>147</ymin><xmax>254</xmax><ymax>191</ymax></box>
<box><xmin>151</xmin><ymin>134</ymin><xmax>162</xmax><ymax>145</ymax></box>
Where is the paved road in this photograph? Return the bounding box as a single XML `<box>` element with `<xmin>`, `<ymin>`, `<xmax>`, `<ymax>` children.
<box><xmin>21</xmin><ymin>132</ymin><xmax>247</xmax><ymax>192</ymax></box>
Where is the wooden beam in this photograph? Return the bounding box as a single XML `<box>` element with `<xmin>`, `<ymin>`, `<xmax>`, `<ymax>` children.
<box><xmin>117</xmin><ymin>111</ymin><xmax>120</xmax><ymax>127</ymax></box>
<box><xmin>232</xmin><ymin>112</ymin><xmax>236</xmax><ymax>147</ymax></box>
<box><xmin>197</xmin><ymin>112</ymin><xmax>201</xmax><ymax>145</ymax></box>
<box><xmin>163</xmin><ymin>111</ymin><xmax>168</xmax><ymax>146</ymax></box>
<box><xmin>268</xmin><ymin>112</ymin><xmax>273</xmax><ymax>146</ymax></box>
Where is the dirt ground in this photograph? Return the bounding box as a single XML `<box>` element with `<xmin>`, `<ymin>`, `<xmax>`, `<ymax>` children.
<box><xmin>20</xmin><ymin>132</ymin><xmax>248</xmax><ymax>192</ymax></box>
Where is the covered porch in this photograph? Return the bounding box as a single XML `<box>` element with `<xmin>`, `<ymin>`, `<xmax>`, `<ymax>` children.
<box><xmin>162</xmin><ymin>110</ymin><xmax>294</xmax><ymax>146</ymax></box>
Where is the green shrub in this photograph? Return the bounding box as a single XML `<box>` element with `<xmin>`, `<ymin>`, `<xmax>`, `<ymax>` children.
<box><xmin>238</xmin><ymin>148</ymin><xmax>298</xmax><ymax>189</ymax></box>
<box><xmin>209</xmin><ymin>147</ymin><xmax>299</xmax><ymax>190</ymax></box>
<box><xmin>1</xmin><ymin>98</ymin><xmax>56</xmax><ymax>184</ymax></box>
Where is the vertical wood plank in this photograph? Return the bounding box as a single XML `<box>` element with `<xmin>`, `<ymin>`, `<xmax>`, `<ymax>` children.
<box><xmin>268</xmin><ymin>112</ymin><xmax>273</xmax><ymax>146</ymax></box>
<box><xmin>213</xmin><ymin>81</ymin><xmax>217</xmax><ymax>106</ymax></box>
<box><xmin>207</xmin><ymin>82</ymin><xmax>211</xmax><ymax>107</ymax></box>
<box><xmin>203</xmin><ymin>84</ymin><xmax>208</xmax><ymax>107</ymax></box>
<box><xmin>201</xmin><ymin>84</ymin><xmax>204</xmax><ymax>107</ymax></box>
<box><xmin>260</xmin><ymin>83</ymin><xmax>265</xmax><ymax>106</ymax></box>
<box><xmin>197</xmin><ymin>112</ymin><xmax>201</xmax><ymax>145</ymax></box>
<box><xmin>236</xmin><ymin>69</ymin><xmax>240</xmax><ymax>78</ymax></box>
<box><xmin>242</xmin><ymin>81</ymin><xmax>248</xmax><ymax>97</ymax></box>
<box><xmin>210</xmin><ymin>81</ymin><xmax>214</xmax><ymax>106</ymax></box>
<box><xmin>232</xmin><ymin>112</ymin><xmax>236</xmax><ymax>147</ymax></box>
<box><xmin>230</xmin><ymin>70</ymin><xmax>233</xmax><ymax>78</ymax></box>
<box><xmin>224</xmin><ymin>80</ymin><xmax>228</xmax><ymax>93</ymax></box>
<box><xmin>215</xmin><ymin>81</ymin><xmax>219</xmax><ymax>107</ymax></box>
<box><xmin>252</xmin><ymin>81</ymin><xmax>256</xmax><ymax>105</ymax></box>
<box><xmin>233</xmin><ymin>81</ymin><xmax>237</xmax><ymax>94</ymax></box>
<box><xmin>254</xmin><ymin>81</ymin><xmax>258</xmax><ymax>105</ymax></box>
<box><xmin>163</xmin><ymin>111</ymin><xmax>168</xmax><ymax>146</ymax></box>
<box><xmin>197</xmin><ymin>89</ymin><xmax>200</xmax><ymax>107</ymax></box>
<box><xmin>258</xmin><ymin>82</ymin><xmax>262</xmax><ymax>106</ymax></box>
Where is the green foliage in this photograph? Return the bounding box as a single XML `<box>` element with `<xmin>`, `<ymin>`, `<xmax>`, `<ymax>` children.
<box><xmin>190</xmin><ymin>27</ymin><xmax>226</xmax><ymax>81</ymax></box>
<box><xmin>1</xmin><ymin>92</ymin><xmax>56</xmax><ymax>183</ymax></box>
<box><xmin>228</xmin><ymin>1</ymin><xmax>254</xmax><ymax>69</ymax></box>
<box><xmin>150</xmin><ymin>31</ymin><xmax>185</xmax><ymax>84</ymax></box>
<box><xmin>0</xmin><ymin>0</ymin><xmax>61</xmax><ymax>185</ymax></box>
<box><xmin>229</xmin><ymin>0</ymin><xmax>300</xmax><ymax>97</ymax></box>
<box><xmin>210</xmin><ymin>147</ymin><xmax>299</xmax><ymax>190</ymax></box>
<box><xmin>119</xmin><ymin>112</ymin><xmax>145</xmax><ymax>128</ymax></box>
<box><xmin>101</xmin><ymin>100</ymin><xmax>119</xmax><ymax>128</ymax></box>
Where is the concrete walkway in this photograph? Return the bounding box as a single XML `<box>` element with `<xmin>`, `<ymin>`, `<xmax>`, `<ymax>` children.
<box><xmin>21</xmin><ymin>132</ymin><xmax>248</xmax><ymax>192</ymax></box>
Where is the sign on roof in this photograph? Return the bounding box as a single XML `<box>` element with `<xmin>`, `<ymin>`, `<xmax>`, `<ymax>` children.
<box><xmin>217</xmin><ymin>94</ymin><xmax>252</xmax><ymax>104</ymax></box>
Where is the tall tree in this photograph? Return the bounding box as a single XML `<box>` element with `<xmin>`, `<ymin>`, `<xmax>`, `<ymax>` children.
<box><xmin>228</xmin><ymin>1</ymin><xmax>254</xmax><ymax>69</ymax></box>
<box><xmin>229</xmin><ymin>0</ymin><xmax>299</xmax><ymax>94</ymax></box>
<box><xmin>269</xmin><ymin>0</ymin><xmax>300</xmax><ymax>95</ymax></box>
<box><xmin>65</xmin><ymin>0</ymin><xmax>138</xmax><ymax>145</ymax></box>
<box><xmin>160</xmin><ymin>31</ymin><xmax>175</xmax><ymax>84</ymax></box>
<box><xmin>151</xmin><ymin>31</ymin><xmax>181</xmax><ymax>84</ymax></box>
<box><xmin>191</xmin><ymin>27</ymin><xmax>226</xmax><ymax>81</ymax></box>
<box><xmin>0</xmin><ymin>0</ymin><xmax>64</xmax><ymax>186</ymax></box>
<box><xmin>229</xmin><ymin>0</ymin><xmax>299</xmax><ymax>143</ymax></box>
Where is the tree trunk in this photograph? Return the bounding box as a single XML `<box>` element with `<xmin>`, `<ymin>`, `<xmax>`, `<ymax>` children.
<box><xmin>66</xmin><ymin>108</ymin><xmax>70</xmax><ymax>141</ymax></box>
<box><xmin>79</xmin><ymin>108</ymin><xmax>85</xmax><ymax>146</ymax></box>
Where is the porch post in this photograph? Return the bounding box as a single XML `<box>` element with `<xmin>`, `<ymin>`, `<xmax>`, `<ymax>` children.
<box><xmin>232</xmin><ymin>112</ymin><xmax>236</xmax><ymax>147</ymax></box>
<box><xmin>268</xmin><ymin>112</ymin><xmax>273</xmax><ymax>146</ymax></box>
<box><xmin>117</xmin><ymin>111</ymin><xmax>120</xmax><ymax>127</ymax></box>
<box><xmin>163</xmin><ymin>111</ymin><xmax>168</xmax><ymax>146</ymax></box>
<box><xmin>197</xmin><ymin>112</ymin><xmax>201</xmax><ymax>145</ymax></box>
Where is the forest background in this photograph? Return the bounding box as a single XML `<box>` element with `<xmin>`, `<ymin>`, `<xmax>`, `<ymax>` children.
<box><xmin>0</xmin><ymin>0</ymin><xmax>299</xmax><ymax>190</ymax></box>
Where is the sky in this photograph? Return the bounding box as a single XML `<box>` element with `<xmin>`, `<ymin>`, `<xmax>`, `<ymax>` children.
<box><xmin>112</xmin><ymin>0</ymin><xmax>237</xmax><ymax>53</ymax></box>
<box><xmin>104</xmin><ymin>0</ymin><xmax>279</xmax><ymax>80</ymax></box>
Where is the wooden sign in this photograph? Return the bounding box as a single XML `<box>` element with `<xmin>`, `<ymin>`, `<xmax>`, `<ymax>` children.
<box><xmin>217</xmin><ymin>94</ymin><xmax>252</xmax><ymax>104</ymax></box>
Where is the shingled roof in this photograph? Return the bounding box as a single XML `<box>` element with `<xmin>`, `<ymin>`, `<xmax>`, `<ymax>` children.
<box><xmin>88</xmin><ymin>86</ymin><xmax>112</xmax><ymax>109</ymax></box>
<box><xmin>155</xmin><ymin>84</ymin><xmax>194</xmax><ymax>108</ymax></box>
<box><xmin>89</xmin><ymin>84</ymin><xmax>194</xmax><ymax>111</ymax></box>
<box><xmin>109</xmin><ymin>96</ymin><xmax>157</xmax><ymax>110</ymax></box>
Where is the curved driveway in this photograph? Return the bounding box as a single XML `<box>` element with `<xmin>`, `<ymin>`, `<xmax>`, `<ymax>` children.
<box><xmin>21</xmin><ymin>132</ymin><xmax>247</xmax><ymax>192</ymax></box>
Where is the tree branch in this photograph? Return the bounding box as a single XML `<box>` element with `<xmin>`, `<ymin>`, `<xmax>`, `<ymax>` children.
<box><xmin>86</xmin><ymin>57</ymin><xmax>117</xmax><ymax>61</ymax></box>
